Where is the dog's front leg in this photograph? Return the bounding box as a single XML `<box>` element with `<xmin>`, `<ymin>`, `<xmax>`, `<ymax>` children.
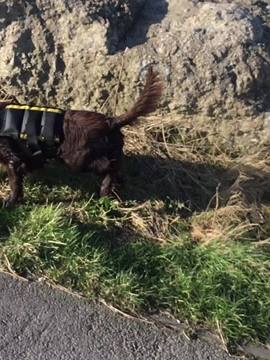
<box><xmin>3</xmin><ymin>159</ymin><xmax>25</xmax><ymax>208</ymax></box>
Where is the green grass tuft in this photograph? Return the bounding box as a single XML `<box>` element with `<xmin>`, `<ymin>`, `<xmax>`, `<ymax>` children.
<box><xmin>0</xmin><ymin>201</ymin><xmax>269</xmax><ymax>345</ymax></box>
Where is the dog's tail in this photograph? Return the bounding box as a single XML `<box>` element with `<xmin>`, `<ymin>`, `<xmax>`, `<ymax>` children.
<box><xmin>113</xmin><ymin>67</ymin><xmax>163</xmax><ymax>129</ymax></box>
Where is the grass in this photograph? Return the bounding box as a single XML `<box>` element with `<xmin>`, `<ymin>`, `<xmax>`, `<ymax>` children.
<box><xmin>0</xmin><ymin>115</ymin><xmax>270</xmax><ymax>350</ymax></box>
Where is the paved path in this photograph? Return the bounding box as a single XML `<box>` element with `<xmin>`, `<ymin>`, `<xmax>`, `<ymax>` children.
<box><xmin>0</xmin><ymin>272</ymin><xmax>235</xmax><ymax>360</ymax></box>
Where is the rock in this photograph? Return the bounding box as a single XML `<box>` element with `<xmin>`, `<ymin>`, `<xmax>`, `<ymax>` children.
<box><xmin>0</xmin><ymin>0</ymin><xmax>146</xmax><ymax>109</ymax></box>
<box><xmin>0</xmin><ymin>0</ymin><xmax>270</xmax><ymax>119</ymax></box>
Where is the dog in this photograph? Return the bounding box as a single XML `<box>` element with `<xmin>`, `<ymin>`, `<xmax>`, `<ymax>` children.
<box><xmin>0</xmin><ymin>67</ymin><xmax>163</xmax><ymax>208</ymax></box>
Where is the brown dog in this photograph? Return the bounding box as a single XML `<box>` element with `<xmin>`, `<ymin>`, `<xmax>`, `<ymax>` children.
<box><xmin>0</xmin><ymin>67</ymin><xmax>163</xmax><ymax>207</ymax></box>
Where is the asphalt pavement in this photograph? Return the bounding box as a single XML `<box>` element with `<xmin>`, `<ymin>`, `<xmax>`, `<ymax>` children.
<box><xmin>0</xmin><ymin>272</ymin><xmax>236</xmax><ymax>360</ymax></box>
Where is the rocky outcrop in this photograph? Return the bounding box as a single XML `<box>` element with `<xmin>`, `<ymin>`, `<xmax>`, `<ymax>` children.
<box><xmin>0</xmin><ymin>0</ymin><xmax>270</xmax><ymax>119</ymax></box>
<box><xmin>0</xmin><ymin>0</ymin><xmax>146</xmax><ymax>109</ymax></box>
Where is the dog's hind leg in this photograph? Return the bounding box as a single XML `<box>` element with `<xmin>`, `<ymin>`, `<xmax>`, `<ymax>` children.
<box><xmin>100</xmin><ymin>173</ymin><xmax>114</xmax><ymax>197</ymax></box>
<box><xmin>87</xmin><ymin>156</ymin><xmax>120</xmax><ymax>197</ymax></box>
<box><xmin>100</xmin><ymin>165</ymin><xmax>125</xmax><ymax>198</ymax></box>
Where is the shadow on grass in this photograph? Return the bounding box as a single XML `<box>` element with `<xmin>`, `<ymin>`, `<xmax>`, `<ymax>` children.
<box><xmin>27</xmin><ymin>154</ymin><xmax>270</xmax><ymax>214</ymax></box>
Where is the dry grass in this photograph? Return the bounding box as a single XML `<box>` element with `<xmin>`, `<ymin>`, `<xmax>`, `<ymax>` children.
<box><xmin>124</xmin><ymin>113</ymin><xmax>270</xmax><ymax>225</ymax></box>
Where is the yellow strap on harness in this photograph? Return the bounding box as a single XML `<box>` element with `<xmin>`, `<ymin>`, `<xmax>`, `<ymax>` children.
<box><xmin>6</xmin><ymin>104</ymin><xmax>63</xmax><ymax>114</ymax></box>
<box><xmin>20</xmin><ymin>133</ymin><xmax>28</xmax><ymax>140</ymax></box>
<box><xmin>29</xmin><ymin>106</ymin><xmax>47</xmax><ymax>112</ymax></box>
<box><xmin>46</xmin><ymin>108</ymin><xmax>63</xmax><ymax>114</ymax></box>
<box><xmin>6</xmin><ymin>105</ymin><xmax>30</xmax><ymax>110</ymax></box>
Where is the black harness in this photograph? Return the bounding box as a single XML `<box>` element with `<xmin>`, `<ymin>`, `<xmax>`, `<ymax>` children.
<box><xmin>0</xmin><ymin>104</ymin><xmax>65</xmax><ymax>158</ymax></box>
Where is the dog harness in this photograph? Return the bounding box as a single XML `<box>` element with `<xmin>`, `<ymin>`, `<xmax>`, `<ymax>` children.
<box><xmin>0</xmin><ymin>104</ymin><xmax>64</xmax><ymax>158</ymax></box>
